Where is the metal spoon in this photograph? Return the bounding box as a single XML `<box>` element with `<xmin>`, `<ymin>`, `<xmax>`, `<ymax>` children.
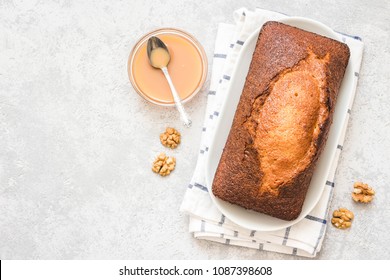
<box><xmin>147</xmin><ymin>36</ymin><xmax>192</xmax><ymax>127</ymax></box>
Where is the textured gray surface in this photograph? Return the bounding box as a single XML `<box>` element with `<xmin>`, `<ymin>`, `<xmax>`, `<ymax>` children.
<box><xmin>0</xmin><ymin>0</ymin><xmax>389</xmax><ymax>260</ymax></box>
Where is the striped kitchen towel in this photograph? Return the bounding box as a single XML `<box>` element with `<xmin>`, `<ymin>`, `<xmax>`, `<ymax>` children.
<box><xmin>180</xmin><ymin>8</ymin><xmax>364</xmax><ymax>257</ymax></box>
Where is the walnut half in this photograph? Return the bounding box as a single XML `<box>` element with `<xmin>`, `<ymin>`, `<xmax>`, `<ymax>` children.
<box><xmin>352</xmin><ymin>182</ymin><xmax>375</xmax><ymax>203</ymax></box>
<box><xmin>331</xmin><ymin>208</ymin><xmax>354</xmax><ymax>229</ymax></box>
<box><xmin>160</xmin><ymin>127</ymin><xmax>181</xmax><ymax>149</ymax></box>
<box><xmin>152</xmin><ymin>152</ymin><xmax>176</xmax><ymax>176</ymax></box>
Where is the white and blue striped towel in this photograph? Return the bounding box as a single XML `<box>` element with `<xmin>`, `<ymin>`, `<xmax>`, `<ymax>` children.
<box><xmin>180</xmin><ymin>8</ymin><xmax>364</xmax><ymax>257</ymax></box>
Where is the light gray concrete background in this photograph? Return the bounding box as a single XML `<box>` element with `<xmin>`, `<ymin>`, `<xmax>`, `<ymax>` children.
<box><xmin>1</xmin><ymin>0</ymin><xmax>389</xmax><ymax>259</ymax></box>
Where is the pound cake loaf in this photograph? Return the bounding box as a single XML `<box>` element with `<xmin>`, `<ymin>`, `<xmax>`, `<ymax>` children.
<box><xmin>212</xmin><ymin>21</ymin><xmax>350</xmax><ymax>221</ymax></box>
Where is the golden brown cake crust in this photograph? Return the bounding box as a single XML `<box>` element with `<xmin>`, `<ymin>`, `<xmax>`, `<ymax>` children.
<box><xmin>211</xmin><ymin>21</ymin><xmax>350</xmax><ymax>221</ymax></box>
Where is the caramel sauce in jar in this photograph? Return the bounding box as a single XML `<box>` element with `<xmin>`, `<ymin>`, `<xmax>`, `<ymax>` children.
<box><xmin>128</xmin><ymin>28</ymin><xmax>207</xmax><ymax>106</ymax></box>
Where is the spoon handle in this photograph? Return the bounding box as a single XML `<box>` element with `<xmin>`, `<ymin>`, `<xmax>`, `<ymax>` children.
<box><xmin>161</xmin><ymin>67</ymin><xmax>192</xmax><ymax>127</ymax></box>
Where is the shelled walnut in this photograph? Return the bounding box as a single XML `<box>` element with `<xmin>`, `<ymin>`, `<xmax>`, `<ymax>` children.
<box><xmin>331</xmin><ymin>208</ymin><xmax>354</xmax><ymax>229</ymax></box>
<box><xmin>152</xmin><ymin>152</ymin><xmax>176</xmax><ymax>176</ymax></box>
<box><xmin>160</xmin><ymin>127</ymin><xmax>181</xmax><ymax>149</ymax></box>
<box><xmin>352</xmin><ymin>182</ymin><xmax>375</xmax><ymax>203</ymax></box>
